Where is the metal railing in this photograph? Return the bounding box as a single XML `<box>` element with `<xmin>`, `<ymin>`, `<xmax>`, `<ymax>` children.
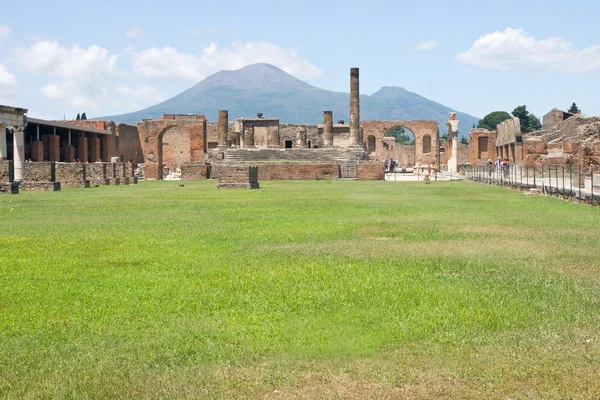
<box><xmin>465</xmin><ymin>164</ymin><xmax>600</xmax><ymax>206</ymax></box>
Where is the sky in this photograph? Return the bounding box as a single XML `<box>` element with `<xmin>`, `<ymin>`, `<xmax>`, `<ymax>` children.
<box><xmin>0</xmin><ymin>0</ymin><xmax>598</xmax><ymax>121</ymax></box>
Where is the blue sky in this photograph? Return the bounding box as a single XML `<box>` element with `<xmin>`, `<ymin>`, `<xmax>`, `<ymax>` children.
<box><xmin>0</xmin><ymin>0</ymin><xmax>598</xmax><ymax>122</ymax></box>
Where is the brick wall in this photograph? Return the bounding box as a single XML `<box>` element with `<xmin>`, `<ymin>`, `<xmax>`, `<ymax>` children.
<box><xmin>181</xmin><ymin>162</ymin><xmax>210</xmax><ymax>180</ymax></box>
<box><xmin>257</xmin><ymin>163</ymin><xmax>339</xmax><ymax>180</ymax></box>
<box><xmin>116</xmin><ymin>124</ymin><xmax>143</xmax><ymax>163</ymax></box>
<box><xmin>217</xmin><ymin>165</ymin><xmax>259</xmax><ymax>189</ymax></box>
<box><xmin>23</xmin><ymin>162</ymin><xmax>55</xmax><ymax>182</ymax></box>
<box><xmin>356</xmin><ymin>162</ymin><xmax>384</xmax><ymax>180</ymax></box>
<box><xmin>469</xmin><ymin>129</ymin><xmax>497</xmax><ymax>165</ymax></box>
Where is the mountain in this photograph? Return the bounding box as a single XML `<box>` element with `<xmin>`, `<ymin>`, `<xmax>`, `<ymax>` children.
<box><xmin>99</xmin><ymin>63</ymin><xmax>480</xmax><ymax>137</ymax></box>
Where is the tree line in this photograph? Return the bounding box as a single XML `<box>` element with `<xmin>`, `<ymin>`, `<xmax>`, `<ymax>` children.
<box><xmin>477</xmin><ymin>103</ymin><xmax>581</xmax><ymax>133</ymax></box>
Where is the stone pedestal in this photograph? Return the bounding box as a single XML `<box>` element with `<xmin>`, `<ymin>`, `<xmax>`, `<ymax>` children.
<box><xmin>0</xmin><ymin>182</ymin><xmax>19</xmax><ymax>194</ymax></box>
<box><xmin>0</xmin><ymin>160</ymin><xmax>12</xmax><ymax>182</ymax></box>
<box><xmin>217</xmin><ymin>165</ymin><xmax>259</xmax><ymax>189</ymax></box>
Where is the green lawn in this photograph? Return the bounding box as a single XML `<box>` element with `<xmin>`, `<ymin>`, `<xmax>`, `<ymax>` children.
<box><xmin>1</xmin><ymin>180</ymin><xmax>599</xmax><ymax>399</ymax></box>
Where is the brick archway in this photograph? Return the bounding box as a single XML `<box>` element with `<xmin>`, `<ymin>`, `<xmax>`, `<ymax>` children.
<box><xmin>361</xmin><ymin>120</ymin><xmax>439</xmax><ymax>165</ymax></box>
<box><xmin>137</xmin><ymin>118</ymin><xmax>207</xmax><ymax>180</ymax></box>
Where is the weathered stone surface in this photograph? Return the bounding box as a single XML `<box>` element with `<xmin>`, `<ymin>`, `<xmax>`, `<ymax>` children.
<box><xmin>356</xmin><ymin>162</ymin><xmax>384</xmax><ymax>180</ymax></box>
<box><xmin>257</xmin><ymin>163</ymin><xmax>339</xmax><ymax>180</ymax></box>
<box><xmin>181</xmin><ymin>162</ymin><xmax>210</xmax><ymax>180</ymax></box>
<box><xmin>469</xmin><ymin>129</ymin><xmax>497</xmax><ymax>166</ymax></box>
<box><xmin>22</xmin><ymin>162</ymin><xmax>55</xmax><ymax>182</ymax></box>
<box><xmin>217</xmin><ymin>166</ymin><xmax>259</xmax><ymax>189</ymax></box>
<box><xmin>21</xmin><ymin>182</ymin><xmax>61</xmax><ymax>191</ymax></box>
<box><xmin>0</xmin><ymin>160</ymin><xmax>13</xmax><ymax>182</ymax></box>
<box><xmin>0</xmin><ymin>182</ymin><xmax>18</xmax><ymax>194</ymax></box>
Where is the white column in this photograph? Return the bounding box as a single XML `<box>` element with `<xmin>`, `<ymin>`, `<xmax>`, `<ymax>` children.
<box><xmin>0</xmin><ymin>127</ymin><xmax>6</xmax><ymax>160</ymax></box>
<box><xmin>449</xmin><ymin>134</ymin><xmax>458</xmax><ymax>173</ymax></box>
<box><xmin>13</xmin><ymin>129</ymin><xmax>25</xmax><ymax>181</ymax></box>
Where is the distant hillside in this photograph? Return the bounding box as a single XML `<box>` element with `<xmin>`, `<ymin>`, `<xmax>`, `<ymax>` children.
<box><xmin>100</xmin><ymin>63</ymin><xmax>480</xmax><ymax>137</ymax></box>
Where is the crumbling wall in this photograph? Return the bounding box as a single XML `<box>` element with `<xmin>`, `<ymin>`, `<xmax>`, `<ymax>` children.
<box><xmin>469</xmin><ymin>129</ymin><xmax>497</xmax><ymax>165</ymax></box>
<box><xmin>356</xmin><ymin>162</ymin><xmax>384</xmax><ymax>180</ymax></box>
<box><xmin>217</xmin><ymin>165</ymin><xmax>259</xmax><ymax>189</ymax></box>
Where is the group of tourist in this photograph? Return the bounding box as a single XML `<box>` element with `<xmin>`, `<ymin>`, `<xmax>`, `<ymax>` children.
<box><xmin>487</xmin><ymin>156</ymin><xmax>511</xmax><ymax>179</ymax></box>
<box><xmin>384</xmin><ymin>159</ymin><xmax>399</xmax><ymax>172</ymax></box>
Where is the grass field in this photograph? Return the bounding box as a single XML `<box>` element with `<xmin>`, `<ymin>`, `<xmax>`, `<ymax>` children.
<box><xmin>1</xmin><ymin>180</ymin><xmax>599</xmax><ymax>399</ymax></box>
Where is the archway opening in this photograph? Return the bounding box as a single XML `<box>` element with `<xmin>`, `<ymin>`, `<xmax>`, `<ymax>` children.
<box><xmin>384</xmin><ymin>126</ymin><xmax>416</xmax><ymax>168</ymax></box>
<box><xmin>367</xmin><ymin>135</ymin><xmax>376</xmax><ymax>154</ymax></box>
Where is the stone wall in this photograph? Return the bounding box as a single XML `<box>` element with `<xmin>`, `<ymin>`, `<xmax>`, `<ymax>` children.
<box><xmin>256</xmin><ymin>163</ymin><xmax>339</xmax><ymax>180</ymax></box>
<box><xmin>543</xmin><ymin>109</ymin><xmax>574</xmax><ymax>130</ymax></box>
<box><xmin>217</xmin><ymin>165</ymin><xmax>259</xmax><ymax>189</ymax></box>
<box><xmin>0</xmin><ymin>160</ymin><xmax>13</xmax><ymax>182</ymax></box>
<box><xmin>162</xmin><ymin>126</ymin><xmax>191</xmax><ymax>172</ymax></box>
<box><xmin>181</xmin><ymin>162</ymin><xmax>210</xmax><ymax>180</ymax></box>
<box><xmin>496</xmin><ymin>117</ymin><xmax>521</xmax><ymax>147</ymax></box>
<box><xmin>22</xmin><ymin>162</ymin><xmax>55</xmax><ymax>182</ymax></box>
<box><xmin>469</xmin><ymin>129</ymin><xmax>497</xmax><ymax>165</ymax></box>
<box><xmin>116</xmin><ymin>123</ymin><xmax>143</xmax><ymax>163</ymax></box>
<box><xmin>356</xmin><ymin>162</ymin><xmax>384</xmax><ymax>180</ymax></box>
<box><xmin>87</xmin><ymin>163</ymin><xmax>107</xmax><ymax>183</ymax></box>
<box><xmin>55</xmin><ymin>163</ymin><xmax>89</xmax><ymax>187</ymax></box>
<box><xmin>0</xmin><ymin>182</ymin><xmax>18</xmax><ymax>194</ymax></box>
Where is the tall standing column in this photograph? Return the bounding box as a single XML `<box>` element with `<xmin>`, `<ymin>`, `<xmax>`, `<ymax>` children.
<box><xmin>323</xmin><ymin>111</ymin><xmax>333</xmax><ymax>147</ymax></box>
<box><xmin>13</xmin><ymin>129</ymin><xmax>24</xmax><ymax>182</ymax></box>
<box><xmin>296</xmin><ymin>126</ymin><xmax>307</xmax><ymax>148</ymax></box>
<box><xmin>0</xmin><ymin>127</ymin><xmax>7</xmax><ymax>160</ymax></box>
<box><xmin>217</xmin><ymin>110</ymin><xmax>228</xmax><ymax>148</ymax></box>
<box><xmin>446</xmin><ymin>112</ymin><xmax>460</xmax><ymax>173</ymax></box>
<box><xmin>244</xmin><ymin>125</ymin><xmax>255</xmax><ymax>148</ymax></box>
<box><xmin>349</xmin><ymin>67</ymin><xmax>361</xmax><ymax>146</ymax></box>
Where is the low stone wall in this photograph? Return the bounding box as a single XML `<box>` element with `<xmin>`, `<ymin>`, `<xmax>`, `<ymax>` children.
<box><xmin>87</xmin><ymin>163</ymin><xmax>106</xmax><ymax>182</ymax></box>
<box><xmin>0</xmin><ymin>160</ymin><xmax>13</xmax><ymax>182</ymax></box>
<box><xmin>21</xmin><ymin>182</ymin><xmax>61</xmax><ymax>191</ymax></box>
<box><xmin>181</xmin><ymin>162</ymin><xmax>211</xmax><ymax>181</ymax></box>
<box><xmin>217</xmin><ymin>166</ymin><xmax>259</xmax><ymax>189</ymax></box>
<box><xmin>23</xmin><ymin>162</ymin><xmax>55</xmax><ymax>182</ymax></box>
<box><xmin>0</xmin><ymin>182</ymin><xmax>18</xmax><ymax>194</ymax></box>
<box><xmin>356</xmin><ymin>162</ymin><xmax>384</xmax><ymax>180</ymax></box>
<box><xmin>55</xmin><ymin>163</ymin><xmax>90</xmax><ymax>188</ymax></box>
<box><xmin>257</xmin><ymin>163</ymin><xmax>339</xmax><ymax>180</ymax></box>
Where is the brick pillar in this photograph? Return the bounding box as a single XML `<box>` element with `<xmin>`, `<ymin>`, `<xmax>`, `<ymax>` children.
<box><xmin>323</xmin><ymin>111</ymin><xmax>333</xmax><ymax>147</ymax></box>
<box><xmin>42</xmin><ymin>135</ymin><xmax>50</xmax><ymax>161</ymax></box>
<box><xmin>64</xmin><ymin>145</ymin><xmax>75</xmax><ymax>162</ymax></box>
<box><xmin>297</xmin><ymin>126</ymin><xmax>307</xmax><ymax>147</ymax></box>
<box><xmin>349</xmin><ymin>68</ymin><xmax>361</xmax><ymax>146</ymax></box>
<box><xmin>218</xmin><ymin>110</ymin><xmax>228</xmax><ymax>148</ymax></box>
<box><xmin>78</xmin><ymin>137</ymin><xmax>88</xmax><ymax>163</ymax></box>
<box><xmin>31</xmin><ymin>141</ymin><xmax>43</xmax><ymax>162</ymax></box>
<box><xmin>89</xmin><ymin>137</ymin><xmax>101</xmax><ymax>162</ymax></box>
<box><xmin>244</xmin><ymin>125</ymin><xmax>255</xmax><ymax>148</ymax></box>
<box><xmin>48</xmin><ymin>135</ymin><xmax>60</xmax><ymax>162</ymax></box>
<box><xmin>101</xmin><ymin>135</ymin><xmax>112</xmax><ymax>162</ymax></box>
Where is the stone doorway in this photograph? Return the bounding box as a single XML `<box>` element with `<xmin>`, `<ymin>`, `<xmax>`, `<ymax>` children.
<box><xmin>284</xmin><ymin>140</ymin><xmax>293</xmax><ymax>149</ymax></box>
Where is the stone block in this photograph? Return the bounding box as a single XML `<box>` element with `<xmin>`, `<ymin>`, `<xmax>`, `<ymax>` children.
<box><xmin>356</xmin><ymin>162</ymin><xmax>384</xmax><ymax>180</ymax></box>
<box><xmin>181</xmin><ymin>162</ymin><xmax>210</xmax><ymax>180</ymax></box>
<box><xmin>21</xmin><ymin>182</ymin><xmax>61</xmax><ymax>191</ymax></box>
<box><xmin>0</xmin><ymin>160</ymin><xmax>13</xmax><ymax>182</ymax></box>
<box><xmin>0</xmin><ymin>182</ymin><xmax>19</xmax><ymax>194</ymax></box>
<box><xmin>217</xmin><ymin>166</ymin><xmax>259</xmax><ymax>189</ymax></box>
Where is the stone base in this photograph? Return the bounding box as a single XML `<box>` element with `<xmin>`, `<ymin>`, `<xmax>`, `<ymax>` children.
<box><xmin>122</xmin><ymin>177</ymin><xmax>131</xmax><ymax>185</ymax></box>
<box><xmin>217</xmin><ymin>182</ymin><xmax>260</xmax><ymax>189</ymax></box>
<box><xmin>132</xmin><ymin>177</ymin><xmax>138</xmax><ymax>184</ymax></box>
<box><xmin>21</xmin><ymin>182</ymin><xmax>61</xmax><ymax>191</ymax></box>
<box><xmin>61</xmin><ymin>180</ymin><xmax>90</xmax><ymax>188</ymax></box>
<box><xmin>104</xmin><ymin>178</ymin><xmax>120</xmax><ymax>185</ymax></box>
<box><xmin>0</xmin><ymin>182</ymin><xmax>19</xmax><ymax>194</ymax></box>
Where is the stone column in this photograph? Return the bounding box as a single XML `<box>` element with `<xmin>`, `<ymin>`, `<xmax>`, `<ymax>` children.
<box><xmin>13</xmin><ymin>129</ymin><xmax>24</xmax><ymax>181</ymax></box>
<box><xmin>102</xmin><ymin>135</ymin><xmax>112</xmax><ymax>162</ymax></box>
<box><xmin>31</xmin><ymin>141</ymin><xmax>43</xmax><ymax>162</ymax></box>
<box><xmin>446</xmin><ymin>112</ymin><xmax>460</xmax><ymax>173</ymax></box>
<box><xmin>48</xmin><ymin>135</ymin><xmax>60</xmax><ymax>162</ymax></box>
<box><xmin>90</xmin><ymin>137</ymin><xmax>101</xmax><ymax>162</ymax></box>
<box><xmin>78</xmin><ymin>137</ymin><xmax>88</xmax><ymax>162</ymax></box>
<box><xmin>296</xmin><ymin>126</ymin><xmax>307</xmax><ymax>147</ymax></box>
<box><xmin>217</xmin><ymin>110</ymin><xmax>228</xmax><ymax>148</ymax></box>
<box><xmin>349</xmin><ymin>67</ymin><xmax>361</xmax><ymax>146</ymax></box>
<box><xmin>323</xmin><ymin>111</ymin><xmax>333</xmax><ymax>147</ymax></box>
<box><xmin>244</xmin><ymin>125</ymin><xmax>255</xmax><ymax>148</ymax></box>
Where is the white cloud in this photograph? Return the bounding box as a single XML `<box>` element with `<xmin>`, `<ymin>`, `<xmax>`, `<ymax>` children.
<box><xmin>116</xmin><ymin>84</ymin><xmax>164</xmax><ymax>102</ymax></box>
<box><xmin>125</xmin><ymin>27</ymin><xmax>144</xmax><ymax>39</ymax></box>
<box><xmin>457</xmin><ymin>28</ymin><xmax>600</xmax><ymax>73</ymax></box>
<box><xmin>40</xmin><ymin>80</ymin><xmax>108</xmax><ymax>110</ymax></box>
<box><xmin>0</xmin><ymin>25</ymin><xmax>10</xmax><ymax>43</ymax></box>
<box><xmin>132</xmin><ymin>41</ymin><xmax>323</xmax><ymax>81</ymax></box>
<box><xmin>416</xmin><ymin>40</ymin><xmax>437</xmax><ymax>51</ymax></box>
<box><xmin>13</xmin><ymin>40</ymin><xmax>119</xmax><ymax>80</ymax></box>
<box><xmin>41</xmin><ymin>84</ymin><xmax>66</xmax><ymax>99</ymax></box>
<box><xmin>0</xmin><ymin>64</ymin><xmax>17</xmax><ymax>102</ymax></box>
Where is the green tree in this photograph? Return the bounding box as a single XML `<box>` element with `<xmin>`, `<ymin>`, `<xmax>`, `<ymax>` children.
<box><xmin>460</xmin><ymin>136</ymin><xmax>469</xmax><ymax>145</ymax></box>
<box><xmin>568</xmin><ymin>102</ymin><xmax>581</xmax><ymax>114</ymax></box>
<box><xmin>385</xmin><ymin>126</ymin><xmax>414</xmax><ymax>144</ymax></box>
<box><xmin>477</xmin><ymin>111</ymin><xmax>511</xmax><ymax>131</ymax></box>
<box><xmin>512</xmin><ymin>105</ymin><xmax>531</xmax><ymax>132</ymax></box>
<box><xmin>528</xmin><ymin>114</ymin><xmax>542</xmax><ymax>131</ymax></box>
<box><xmin>439</xmin><ymin>133</ymin><xmax>448</xmax><ymax>142</ymax></box>
<box><xmin>81</xmin><ymin>113</ymin><xmax>87</xmax><ymax>120</ymax></box>
<box><xmin>76</xmin><ymin>113</ymin><xmax>81</xmax><ymax>121</ymax></box>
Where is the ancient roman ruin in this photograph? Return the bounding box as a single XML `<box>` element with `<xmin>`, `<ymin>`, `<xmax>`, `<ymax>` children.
<box><xmin>2</xmin><ymin>66</ymin><xmax>598</xmax><ymax>193</ymax></box>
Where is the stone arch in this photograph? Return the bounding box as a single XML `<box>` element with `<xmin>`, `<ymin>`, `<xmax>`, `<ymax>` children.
<box><xmin>137</xmin><ymin>117</ymin><xmax>207</xmax><ymax>180</ymax></box>
<box><xmin>361</xmin><ymin>120</ymin><xmax>439</xmax><ymax>166</ymax></box>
